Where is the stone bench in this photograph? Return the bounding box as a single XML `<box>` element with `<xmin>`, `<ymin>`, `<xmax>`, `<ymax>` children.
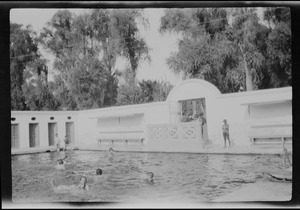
<box><xmin>249</xmin><ymin>124</ymin><xmax>292</xmax><ymax>148</ymax></box>
<box><xmin>97</xmin><ymin>130</ymin><xmax>145</xmax><ymax>147</ymax></box>
<box><xmin>249</xmin><ymin>134</ymin><xmax>292</xmax><ymax>146</ymax></box>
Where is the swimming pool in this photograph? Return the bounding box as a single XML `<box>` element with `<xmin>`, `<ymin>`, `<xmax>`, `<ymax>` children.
<box><xmin>11</xmin><ymin>150</ymin><xmax>285</xmax><ymax>203</ymax></box>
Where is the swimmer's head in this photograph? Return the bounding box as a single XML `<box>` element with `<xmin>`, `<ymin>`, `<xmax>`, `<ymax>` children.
<box><xmin>146</xmin><ymin>172</ymin><xmax>154</xmax><ymax>179</ymax></box>
<box><xmin>96</xmin><ymin>168</ymin><xmax>102</xmax><ymax>175</ymax></box>
<box><xmin>223</xmin><ymin>119</ymin><xmax>227</xmax><ymax>123</ymax></box>
<box><xmin>58</xmin><ymin>159</ymin><xmax>64</xmax><ymax>164</ymax></box>
<box><xmin>80</xmin><ymin>176</ymin><xmax>87</xmax><ymax>185</ymax></box>
<box><xmin>109</xmin><ymin>148</ymin><xmax>114</xmax><ymax>152</ymax></box>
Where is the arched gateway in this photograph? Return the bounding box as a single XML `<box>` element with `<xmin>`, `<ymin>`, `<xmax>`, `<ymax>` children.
<box><xmin>147</xmin><ymin>79</ymin><xmax>221</xmax><ymax>147</ymax></box>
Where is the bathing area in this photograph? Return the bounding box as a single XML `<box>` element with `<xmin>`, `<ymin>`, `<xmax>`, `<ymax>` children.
<box><xmin>9</xmin><ymin>79</ymin><xmax>293</xmax><ymax>207</ymax></box>
<box><xmin>11</xmin><ymin>148</ymin><xmax>292</xmax><ymax>206</ymax></box>
<box><xmin>10</xmin><ymin>141</ymin><xmax>293</xmax><ymax>207</ymax></box>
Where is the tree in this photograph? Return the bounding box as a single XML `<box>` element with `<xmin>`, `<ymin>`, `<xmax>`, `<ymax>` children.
<box><xmin>160</xmin><ymin>7</ymin><xmax>291</xmax><ymax>92</ymax></box>
<box><xmin>68</xmin><ymin>58</ymin><xmax>116</xmax><ymax>109</ymax></box>
<box><xmin>152</xmin><ymin>80</ymin><xmax>173</xmax><ymax>102</ymax></box>
<box><xmin>39</xmin><ymin>9</ymin><xmax>151</xmax><ymax>109</ymax></box>
<box><xmin>110</xmin><ymin>9</ymin><xmax>151</xmax><ymax>85</ymax></box>
<box><xmin>39</xmin><ymin>10</ymin><xmax>119</xmax><ymax>110</ymax></box>
<box><xmin>263</xmin><ymin>7</ymin><xmax>291</xmax><ymax>87</ymax></box>
<box><xmin>160</xmin><ymin>8</ymin><xmax>240</xmax><ymax>93</ymax></box>
<box><xmin>39</xmin><ymin>10</ymin><xmax>80</xmax><ymax>110</ymax></box>
<box><xmin>10</xmin><ymin>23</ymin><xmax>39</xmax><ymax>110</ymax></box>
<box><xmin>116</xmin><ymin>79</ymin><xmax>173</xmax><ymax>105</ymax></box>
<box><xmin>49</xmin><ymin>75</ymin><xmax>77</xmax><ymax>110</ymax></box>
<box><xmin>229</xmin><ymin>8</ymin><xmax>270</xmax><ymax>91</ymax></box>
<box><xmin>86</xmin><ymin>9</ymin><xmax>151</xmax><ymax>85</ymax></box>
<box><xmin>116</xmin><ymin>83</ymin><xmax>143</xmax><ymax>106</ymax></box>
<box><xmin>22</xmin><ymin>58</ymin><xmax>59</xmax><ymax>110</ymax></box>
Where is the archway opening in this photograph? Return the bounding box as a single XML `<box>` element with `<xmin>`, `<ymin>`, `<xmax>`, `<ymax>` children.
<box><xmin>180</xmin><ymin>98</ymin><xmax>208</xmax><ymax>140</ymax></box>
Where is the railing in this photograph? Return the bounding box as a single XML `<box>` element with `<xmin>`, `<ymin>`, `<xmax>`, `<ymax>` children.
<box><xmin>147</xmin><ymin>123</ymin><xmax>203</xmax><ymax>141</ymax></box>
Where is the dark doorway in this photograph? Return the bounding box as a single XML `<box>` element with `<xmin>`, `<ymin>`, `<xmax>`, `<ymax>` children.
<box><xmin>29</xmin><ymin>123</ymin><xmax>39</xmax><ymax>147</ymax></box>
<box><xmin>66</xmin><ymin>122</ymin><xmax>75</xmax><ymax>144</ymax></box>
<box><xmin>48</xmin><ymin>123</ymin><xmax>57</xmax><ymax>146</ymax></box>
<box><xmin>11</xmin><ymin>124</ymin><xmax>19</xmax><ymax>148</ymax></box>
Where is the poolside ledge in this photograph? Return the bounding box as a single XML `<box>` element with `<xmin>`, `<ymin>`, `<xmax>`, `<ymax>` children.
<box><xmin>11</xmin><ymin>143</ymin><xmax>291</xmax><ymax>156</ymax></box>
<box><xmin>214</xmin><ymin>181</ymin><xmax>292</xmax><ymax>202</ymax></box>
<box><xmin>76</xmin><ymin>144</ymin><xmax>288</xmax><ymax>155</ymax></box>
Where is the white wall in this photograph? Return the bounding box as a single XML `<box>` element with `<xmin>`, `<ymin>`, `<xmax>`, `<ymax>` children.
<box><xmin>11</xmin><ymin>111</ymin><xmax>78</xmax><ymax>149</ymax></box>
<box><xmin>213</xmin><ymin>88</ymin><xmax>292</xmax><ymax>146</ymax></box>
<box><xmin>11</xmin><ymin>79</ymin><xmax>292</xmax><ymax>151</ymax></box>
<box><xmin>76</xmin><ymin>102</ymin><xmax>170</xmax><ymax>147</ymax></box>
<box><xmin>166</xmin><ymin>79</ymin><xmax>292</xmax><ymax>146</ymax></box>
<box><xmin>249</xmin><ymin>101</ymin><xmax>292</xmax><ymax>122</ymax></box>
<box><xmin>212</xmin><ymin>95</ymin><xmax>251</xmax><ymax>146</ymax></box>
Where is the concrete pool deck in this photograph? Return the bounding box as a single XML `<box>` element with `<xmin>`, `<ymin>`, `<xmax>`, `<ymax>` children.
<box><xmin>214</xmin><ymin>180</ymin><xmax>292</xmax><ymax>202</ymax></box>
<box><xmin>11</xmin><ymin>143</ymin><xmax>291</xmax><ymax>156</ymax></box>
<box><xmin>78</xmin><ymin>144</ymin><xmax>290</xmax><ymax>155</ymax></box>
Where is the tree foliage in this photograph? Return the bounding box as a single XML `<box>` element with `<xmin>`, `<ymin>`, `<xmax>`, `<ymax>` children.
<box><xmin>10</xmin><ymin>23</ymin><xmax>39</xmax><ymax>110</ymax></box>
<box><xmin>160</xmin><ymin>7</ymin><xmax>291</xmax><ymax>93</ymax></box>
<box><xmin>110</xmin><ymin>9</ymin><xmax>151</xmax><ymax>85</ymax></box>
<box><xmin>263</xmin><ymin>7</ymin><xmax>291</xmax><ymax>87</ymax></box>
<box><xmin>21</xmin><ymin>58</ymin><xmax>60</xmax><ymax>110</ymax></box>
<box><xmin>116</xmin><ymin>79</ymin><xmax>173</xmax><ymax>105</ymax></box>
<box><xmin>38</xmin><ymin>9</ymin><xmax>150</xmax><ymax>110</ymax></box>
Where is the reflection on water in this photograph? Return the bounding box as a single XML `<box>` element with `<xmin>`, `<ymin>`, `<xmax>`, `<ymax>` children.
<box><xmin>11</xmin><ymin>150</ymin><xmax>284</xmax><ymax>202</ymax></box>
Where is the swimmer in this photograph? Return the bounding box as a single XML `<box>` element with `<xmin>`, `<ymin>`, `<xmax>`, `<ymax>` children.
<box><xmin>96</xmin><ymin>168</ymin><xmax>103</xmax><ymax>175</ymax></box>
<box><xmin>108</xmin><ymin>147</ymin><xmax>114</xmax><ymax>157</ymax></box>
<box><xmin>77</xmin><ymin>176</ymin><xmax>89</xmax><ymax>190</ymax></box>
<box><xmin>55</xmin><ymin>159</ymin><xmax>65</xmax><ymax>171</ymax></box>
<box><xmin>61</xmin><ymin>155</ymin><xmax>71</xmax><ymax>164</ymax></box>
<box><xmin>91</xmin><ymin>168</ymin><xmax>105</xmax><ymax>184</ymax></box>
<box><xmin>136</xmin><ymin>171</ymin><xmax>154</xmax><ymax>186</ymax></box>
<box><xmin>146</xmin><ymin>172</ymin><xmax>154</xmax><ymax>182</ymax></box>
<box><xmin>74</xmin><ymin>168</ymin><xmax>102</xmax><ymax>176</ymax></box>
<box><xmin>50</xmin><ymin>176</ymin><xmax>89</xmax><ymax>194</ymax></box>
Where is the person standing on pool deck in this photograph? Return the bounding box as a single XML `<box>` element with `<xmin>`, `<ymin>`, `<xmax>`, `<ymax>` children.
<box><xmin>222</xmin><ymin>119</ymin><xmax>231</xmax><ymax>148</ymax></box>
<box><xmin>55</xmin><ymin>134</ymin><xmax>61</xmax><ymax>152</ymax></box>
<box><xmin>199</xmin><ymin>113</ymin><xmax>207</xmax><ymax>139</ymax></box>
<box><xmin>63</xmin><ymin>135</ymin><xmax>69</xmax><ymax>151</ymax></box>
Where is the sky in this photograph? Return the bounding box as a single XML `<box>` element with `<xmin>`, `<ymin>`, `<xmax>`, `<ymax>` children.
<box><xmin>10</xmin><ymin>8</ymin><xmax>183</xmax><ymax>86</ymax></box>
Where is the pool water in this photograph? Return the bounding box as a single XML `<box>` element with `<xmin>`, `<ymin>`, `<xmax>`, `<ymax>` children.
<box><xmin>11</xmin><ymin>150</ymin><xmax>285</xmax><ymax>203</ymax></box>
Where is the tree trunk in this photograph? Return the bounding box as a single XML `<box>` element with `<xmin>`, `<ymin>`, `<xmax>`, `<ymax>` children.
<box><xmin>239</xmin><ymin>43</ymin><xmax>253</xmax><ymax>91</ymax></box>
<box><xmin>100</xmin><ymin>89</ymin><xmax>105</xmax><ymax>107</ymax></box>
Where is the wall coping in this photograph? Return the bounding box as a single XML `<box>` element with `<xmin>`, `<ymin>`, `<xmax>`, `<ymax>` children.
<box><xmin>166</xmin><ymin>79</ymin><xmax>222</xmax><ymax>101</ymax></box>
<box><xmin>11</xmin><ymin>110</ymin><xmax>79</xmax><ymax>115</ymax></box>
<box><xmin>78</xmin><ymin>101</ymin><xmax>168</xmax><ymax>114</ymax></box>
<box><xmin>218</xmin><ymin>86</ymin><xmax>292</xmax><ymax>99</ymax></box>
